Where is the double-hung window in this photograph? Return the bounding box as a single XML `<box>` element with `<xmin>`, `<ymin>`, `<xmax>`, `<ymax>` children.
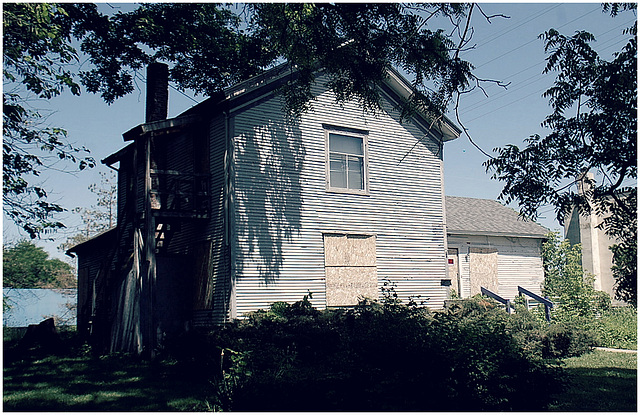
<box><xmin>327</xmin><ymin>130</ymin><xmax>368</xmax><ymax>193</ymax></box>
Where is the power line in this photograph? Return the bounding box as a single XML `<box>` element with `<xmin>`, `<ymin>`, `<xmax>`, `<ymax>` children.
<box><xmin>462</xmin><ymin>84</ymin><xmax>549</xmax><ymax>124</ymax></box>
<box><xmin>473</xmin><ymin>6</ymin><xmax>601</xmax><ymax>71</ymax></box>
<box><xmin>458</xmin><ymin>18</ymin><xmax>635</xmax><ymax>116</ymax></box>
<box><xmin>467</xmin><ymin>4</ymin><xmax>563</xmax><ymax>51</ymax></box>
<box><xmin>169</xmin><ymin>83</ymin><xmax>199</xmax><ymax>104</ymax></box>
<box><xmin>462</xmin><ymin>69</ymin><xmax>546</xmax><ymax>113</ymax></box>
<box><xmin>135</xmin><ymin>71</ymin><xmax>200</xmax><ymax>104</ymax></box>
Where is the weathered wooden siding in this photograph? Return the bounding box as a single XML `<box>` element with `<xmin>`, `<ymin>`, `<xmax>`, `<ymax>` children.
<box><xmin>117</xmin><ymin>155</ymin><xmax>129</xmax><ymax>220</ymax></box>
<box><xmin>230</xmin><ymin>75</ymin><xmax>449</xmax><ymax>316</ymax></box>
<box><xmin>447</xmin><ymin>234</ymin><xmax>544</xmax><ymax>300</ymax></box>
<box><xmin>193</xmin><ymin>114</ymin><xmax>230</xmax><ymax>324</ymax></box>
<box><xmin>72</xmin><ymin>230</ymin><xmax>116</xmax><ymax>337</ymax></box>
<box><xmin>149</xmin><ymin>116</ymin><xmax>230</xmax><ymax>325</ymax></box>
<box><xmin>158</xmin><ymin>128</ymin><xmax>198</xmax><ymax>254</ymax></box>
<box><xmin>71</xmin><ymin>225</ymin><xmax>130</xmax><ymax>354</ymax></box>
<box><xmin>495</xmin><ymin>241</ymin><xmax>545</xmax><ymax>299</ymax></box>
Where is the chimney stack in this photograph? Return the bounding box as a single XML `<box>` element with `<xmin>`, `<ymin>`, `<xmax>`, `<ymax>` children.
<box><xmin>146</xmin><ymin>62</ymin><xmax>169</xmax><ymax>123</ymax></box>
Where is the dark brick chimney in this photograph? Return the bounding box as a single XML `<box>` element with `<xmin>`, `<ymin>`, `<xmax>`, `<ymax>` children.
<box><xmin>146</xmin><ymin>63</ymin><xmax>169</xmax><ymax>122</ymax></box>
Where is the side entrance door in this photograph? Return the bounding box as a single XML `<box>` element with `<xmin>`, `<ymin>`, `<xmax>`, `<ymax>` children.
<box><xmin>447</xmin><ymin>248</ymin><xmax>461</xmax><ymax>297</ymax></box>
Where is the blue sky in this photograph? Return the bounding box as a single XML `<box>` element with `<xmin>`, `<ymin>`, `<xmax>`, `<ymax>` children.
<box><xmin>3</xmin><ymin>3</ymin><xmax>636</xmax><ymax>259</ymax></box>
<box><xmin>443</xmin><ymin>3</ymin><xmax>635</xmax><ymax>220</ymax></box>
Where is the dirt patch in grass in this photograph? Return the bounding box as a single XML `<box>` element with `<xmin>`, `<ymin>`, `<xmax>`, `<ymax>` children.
<box><xmin>550</xmin><ymin>349</ymin><xmax>637</xmax><ymax>412</ymax></box>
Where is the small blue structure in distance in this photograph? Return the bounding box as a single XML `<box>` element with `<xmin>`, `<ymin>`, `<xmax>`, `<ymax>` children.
<box><xmin>3</xmin><ymin>289</ymin><xmax>77</xmax><ymax>327</ymax></box>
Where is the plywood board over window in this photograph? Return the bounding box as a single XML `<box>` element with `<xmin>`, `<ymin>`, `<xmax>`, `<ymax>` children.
<box><xmin>469</xmin><ymin>247</ymin><xmax>498</xmax><ymax>296</ymax></box>
<box><xmin>324</xmin><ymin>234</ymin><xmax>377</xmax><ymax>306</ymax></box>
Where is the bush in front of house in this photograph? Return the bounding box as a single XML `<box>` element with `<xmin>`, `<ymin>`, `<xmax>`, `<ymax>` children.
<box><xmin>540</xmin><ymin>232</ymin><xmax>636</xmax><ymax>351</ymax></box>
<box><xmin>538</xmin><ymin>321</ymin><xmax>598</xmax><ymax>358</ymax></box>
<box><xmin>508</xmin><ymin>296</ymin><xmax>597</xmax><ymax>359</ymax></box>
<box><xmin>593</xmin><ymin>306</ymin><xmax>638</xmax><ymax>350</ymax></box>
<box><xmin>189</xmin><ymin>295</ymin><xmax>563</xmax><ymax>412</ymax></box>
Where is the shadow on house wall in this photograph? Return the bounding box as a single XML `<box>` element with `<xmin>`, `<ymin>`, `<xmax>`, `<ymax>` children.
<box><xmin>234</xmin><ymin>118</ymin><xmax>305</xmax><ymax>284</ymax></box>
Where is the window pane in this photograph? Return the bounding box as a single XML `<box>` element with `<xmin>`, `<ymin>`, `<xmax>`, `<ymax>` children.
<box><xmin>347</xmin><ymin>156</ymin><xmax>363</xmax><ymax>189</ymax></box>
<box><xmin>330</xmin><ymin>154</ymin><xmax>346</xmax><ymax>172</ymax></box>
<box><xmin>329</xmin><ymin>133</ymin><xmax>363</xmax><ymax>155</ymax></box>
<box><xmin>330</xmin><ymin>171</ymin><xmax>347</xmax><ymax>188</ymax></box>
<box><xmin>330</xmin><ymin>154</ymin><xmax>347</xmax><ymax>188</ymax></box>
<box><xmin>330</xmin><ymin>154</ymin><xmax>346</xmax><ymax>174</ymax></box>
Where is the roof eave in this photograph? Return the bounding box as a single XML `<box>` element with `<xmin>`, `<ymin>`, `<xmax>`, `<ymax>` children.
<box><xmin>383</xmin><ymin>67</ymin><xmax>461</xmax><ymax>142</ymax></box>
<box><xmin>181</xmin><ymin>64</ymin><xmax>462</xmax><ymax>142</ymax></box>
<box><xmin>122</xmin><ymin>114</ymin><xmax>201</xmax><ymax>142</ymax></box>
<box><xmin>65</xmin><ymin>227</ymin><xmax>117</xmax><ymax>257</ymax></box>
<box><xmin>102</xmin><ymin>142</ymin><xmax>134</xmax><ymax>167</ymax></box>
<box><xmin>447</xmin><ymin>229</ymin><xmax>549</xmax><ymax>239</ymax></box>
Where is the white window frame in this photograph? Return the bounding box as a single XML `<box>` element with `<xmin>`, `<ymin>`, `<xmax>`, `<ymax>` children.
<box><xmin>325</xmin><ymin>127</ymin><xmax>369</xmax><ymax>195</ymax></box>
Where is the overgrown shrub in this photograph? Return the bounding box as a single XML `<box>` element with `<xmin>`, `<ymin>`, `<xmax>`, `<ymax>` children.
<box><xmin>542</xmin><ymin>232</ymin><xmax>601</xmax><ymax>319</ymax></box>
<box><xmin>539</xmin><ymin>232</ymin><xmax>633</xmax><ymax>351</ymax></box>
<box><xmin>539</xmin><ymin>322</ymin><xmax>597</xmax><ymax>358</ymax></box>
<box><xmin>594</xmin><ymin>306</ymin><xmax>637</xmax><ymax>350</ymax></box>
<box><xmin>506</xmin><ymin>301</ymin><xmax>597</xmax><ymax>359</ymax></box>
<box><xmin>179</xmin><ymin>296</ymin><xmax>564</xmax><ymax>411</ymax></box>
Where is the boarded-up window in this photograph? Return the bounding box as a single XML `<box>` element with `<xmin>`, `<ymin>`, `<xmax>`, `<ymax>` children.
<box><xmin>469</xmin><ymin>247</ymin><xmax>498</xmax><ymax>296</ymax></box>
<box><xmin>324</xmin><ymin>234</ymin><xmax>377</xmax><ymax>306</ymax></box>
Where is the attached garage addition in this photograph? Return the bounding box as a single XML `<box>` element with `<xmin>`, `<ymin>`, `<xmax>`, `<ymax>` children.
<box><xmin>445</xmin><ymin>196</ymin><xmax>549</xmax><ymax>300</ymax></box>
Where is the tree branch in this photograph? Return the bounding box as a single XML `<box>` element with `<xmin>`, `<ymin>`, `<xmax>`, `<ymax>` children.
<box><xmin>454</xmin><ymin>92</ymin><xmax>494</xmax><ymax>159</ymax></box>
<box><xmin>475</xmin><ymin>4</ymin><xmax>510</xmax><ymax>23</ymax></box>
<box><xmin>454</xmin><ymin>4</ymin><xmax>474</xmax><ymax>60</ymax></box>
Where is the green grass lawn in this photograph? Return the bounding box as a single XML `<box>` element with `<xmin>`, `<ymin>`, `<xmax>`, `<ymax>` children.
<box><xmin>4</xmin><ymin>338</ymin><xmax>636</xmax><ymax>411</ymax></box>
<box><xmin>550</xmin><ymin>349</ymin><xmax>637</xmax><ymax>412</ymax></box>
<box><xmin>3</xmin><ymin>346</ymin><xmax>213</xmax><ymax>411</ymax></box>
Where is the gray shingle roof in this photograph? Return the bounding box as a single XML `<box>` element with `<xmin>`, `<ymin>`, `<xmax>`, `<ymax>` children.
<box><xmin>445</xmin><ymin>196</ymin><xmax>548</xmax><ymax>238</ymax></box>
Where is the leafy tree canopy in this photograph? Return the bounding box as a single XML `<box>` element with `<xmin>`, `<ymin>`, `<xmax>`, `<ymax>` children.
<box><xmin>4</xmin><ymin>3</ymin><xmax>501</xmax><ymax>239</ymax></box>
<box><xmin>485</xmin><ymin>5</ymin><xmax>637</xmax><ymax>304</ymax></box>
<box><xmin>70</xmin><ymin>3</ymin><xmax>484</xmax><ymax>116</ymax></box>
<box><xmin>3</xmin><ymin>240</ymin><xmax>75</xmax><ymax>289</ymax></box>
<box><xmin>3</xmin><ymin>3</ymin><xmax>95</xmax><ymax>238</ymax></box>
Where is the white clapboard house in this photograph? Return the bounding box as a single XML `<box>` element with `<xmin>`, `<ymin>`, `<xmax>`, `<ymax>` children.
<box><xmin>69</xmin><ymin>63</ymin><xmax>463</xmax><ymax>354</ymax></box>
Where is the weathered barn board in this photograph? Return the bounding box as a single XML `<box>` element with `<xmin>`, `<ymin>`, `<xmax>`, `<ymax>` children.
<box><xmin>192</xmin><ymin>241</ymin><xmax>216</xmax><ymax>309</ymax></box>
<box><xmin>110</xmin><ymin>229</ymin><xmax>143</xmax><ymax>354</ymax></box>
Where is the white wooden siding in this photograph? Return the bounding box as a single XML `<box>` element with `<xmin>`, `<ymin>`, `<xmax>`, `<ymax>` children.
<box><xmin>230</xmin><ymin>75</ymin><xmax>449</xmax><ymax>316</ymax></box>
<box><xmin>447</xmin><ymin>234</ymin><xmax>544</xmax><ymax>301</ymax></box>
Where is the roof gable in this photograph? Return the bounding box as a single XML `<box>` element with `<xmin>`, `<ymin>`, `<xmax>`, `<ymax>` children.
<box><xmin>104</xmin><ymin>64</ymin><xmax>461</xmax><ymax>165</ymax></box>
<box><xmin>446</xmin><ymin>196</ymin><xmax>548</xmax><ymax>238</ymax></box>
<box><xmin>182</xmin><ymin>63</ymin><xmax>460</xmax><ymax>141</ymax></box>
